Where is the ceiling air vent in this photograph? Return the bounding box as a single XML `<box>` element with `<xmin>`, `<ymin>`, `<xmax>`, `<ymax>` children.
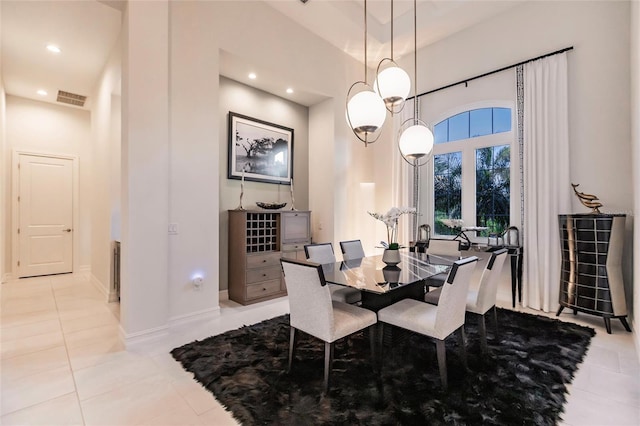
<box><xmin>57</xmin><ymin>90</ymin><xmax>87</xmax><ymax>107</ymax></box>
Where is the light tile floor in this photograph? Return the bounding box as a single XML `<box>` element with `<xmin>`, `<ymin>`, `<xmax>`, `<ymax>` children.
<box><xmin>1</xmin><ymin>268</ymin><xmax>638</xmax><ymax>425</ymax></box>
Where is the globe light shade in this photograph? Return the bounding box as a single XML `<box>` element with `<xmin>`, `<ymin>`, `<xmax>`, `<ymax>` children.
<box><xmin>399</xmin><ymin>123</ymin><xmax>434</xmax><ymax>160</ymax></box>
<box><xmin>346</xmin><ymin>89</ymin><xmax>387</xmax><ymax>136</ymax></box>
<box><xmin>375</xmin><ymin>65</ymin><xmax>411</xmax><ymax>109</ymax></box>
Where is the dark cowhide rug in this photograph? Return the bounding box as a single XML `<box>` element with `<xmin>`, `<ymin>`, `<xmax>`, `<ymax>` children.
<box><xmin>171</xmin><ymin>308</ymin><xmax>594</xmax><ymax>425</ymax></box>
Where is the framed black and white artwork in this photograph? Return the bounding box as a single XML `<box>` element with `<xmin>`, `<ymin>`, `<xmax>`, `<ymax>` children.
<box><xmin>227</xmin><ymin>112</ymin><xmax>294</xmax><ymax>185</ymax></box>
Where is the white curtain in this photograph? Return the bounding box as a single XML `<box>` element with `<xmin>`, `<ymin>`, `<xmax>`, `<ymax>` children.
<box><xmin>522</xmin><ymin>52</ymin><xmax>572</xmax><ymax>312</ymax></box>
<box><xmin>392</xmin><ymin>99</ymin><xmax>414</xmax><ymax>245</ymax></box>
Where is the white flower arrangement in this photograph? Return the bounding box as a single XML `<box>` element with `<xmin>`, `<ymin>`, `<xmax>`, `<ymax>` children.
<box><xmin>368</xmin><ymin>207</ymin><xmax>417</xmax><ymax>249</ymax></box>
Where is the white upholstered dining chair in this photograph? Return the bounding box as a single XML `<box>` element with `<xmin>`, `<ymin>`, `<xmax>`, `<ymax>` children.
<box><xmin>377</xmin><ymin>256</ymin><xmax>478</xmax><ymax>389</ymax></box>
<box><xmin>424</xmin><ymin>238</ymin><xmax>462</xmax><ymax>289</ymax></box>
<box><xmin>425</xmin><ymin>248</ymin><xmax>508</xmax><ymax>352</ymax></box>
<box><xmin>280</xmin><ymin>258</ymin><xmax>377</xmax><ymax>393</ymax></box>
<box><xmin>339</xmin><ymin>239</ymin><xmax>366</xmax><ymax>261</ymax></box>
<box><xmin>304</xmin><ymin>243</ymin><xmax>362</xmax><ymax>304</ymax></box>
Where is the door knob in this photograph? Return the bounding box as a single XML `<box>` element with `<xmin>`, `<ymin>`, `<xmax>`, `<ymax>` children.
<box><xmin>63</xmin><ymin>228</ymin><xmax>72</xmax><ymax>232</ymax></box>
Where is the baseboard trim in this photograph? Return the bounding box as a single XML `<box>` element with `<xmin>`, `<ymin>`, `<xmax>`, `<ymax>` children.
<box><xmin>120</xmin><ymin>323</ymin><xmax>170</xmax><ymax>348</ymax></box>
<box><xmin>90</xmin><ymin>274</ymin><xmax>108</xmax><ymax>298</ymax></box>
<box><xmin>169</xmin><ymin>306</ymin><xmax>221</xmax><ymax>328</ymax></box>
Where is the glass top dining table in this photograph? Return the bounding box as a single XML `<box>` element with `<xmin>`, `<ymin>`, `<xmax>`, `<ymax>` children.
<box><xmin>321</xmin><ymin>251</ymin><xmax>452</xmax><ymax>295</ymax></box>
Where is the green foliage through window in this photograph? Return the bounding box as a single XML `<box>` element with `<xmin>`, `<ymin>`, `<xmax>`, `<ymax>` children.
<box><xmin>476</xmin><ymin>145</ymin><xmax>510</xmax><ymax>236</ymax></box>
<box><xmin>434</xmin><ymin>152</ymin><xmax>462</xmax><ymax>235</ymax></box>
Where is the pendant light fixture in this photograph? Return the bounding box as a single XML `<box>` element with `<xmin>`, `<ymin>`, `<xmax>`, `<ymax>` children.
<box><xmin>346</xmin><ymin>0</ymin><xmax>387</xmax><ymax>146</ymax></box>
<box><xmin>397</xmin><ymin>0</ymin><xmax>434</xmax><ymax>166</ymax></box>
<box><xmin>374</xmin><ymin>0</ymin><xmax>411</xmax><ymax>114</ymax></box>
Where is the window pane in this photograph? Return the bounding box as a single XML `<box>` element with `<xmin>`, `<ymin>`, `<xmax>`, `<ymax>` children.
<box><xmin>493</xmin><ymin>108</ymin><xmax>511</xmax><ymax>133</ymax></box>
<box><xmin>434</xmin><ymin>152</ymin><xmax>462</xmax><ymax>235</ymax></box>
<box><xmin>434</xmin><ymin>120</ymin><xmax>448</xmax><ymax>144</ymax></box>
<box><xmin>470</xmin><ymin>108</ymin><xmax>492</xmax><ymax>138</ymax></box>
<box><xmin>476</xmin><ymin>144</ymin><xmax>510</xmax><ymax>236</ymax></box>
<box><xmin>448</xmin><ymin>112</ymin><xmax>469</xmax><ymax>141</ymax></box>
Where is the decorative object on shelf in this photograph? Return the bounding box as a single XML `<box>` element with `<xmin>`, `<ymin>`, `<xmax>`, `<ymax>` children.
<box><xmin>440</xmin><ymin>218</ymin><xmax>464</xmax><ymax>230</ymax></box>
<box><xmin>374</xmin><ymin>0</ymin><xmax>410</xmax><ymax>114</ymax></box>
<box><xmin>228</xmin><ymin>112</ymin><xmax>294</xmax><ymax>185</ymax></box>
<box><xmin>345</xmin><ymin>0</ymin><xmax>386</xmax><ymax>147</ymax></box>
<box><xmin>235</xmin><ymin>166</ymin><xmax>247</xmax><ymax>211</ymax></box>
<box><xmin>397</xmin><ymin>0</ymin><xmax>434</xmax><ymax>168</ymax></box>
<box><xmin>289</xmin><ymin>178</ymin><xmax>296</xmax><ymax>211</ymax></box>
<box><xmin>571</xmin><ymin>183</ymin><xmax>603</xmax><ymax>213</ymax></box>
<box><xmin>256</xmin><ymin>202</ymin><xmax>287</xmax><ymax>210</ymax></box>
<box><xmin>368</xmin><ymin>207</ymin><xmax>416</xmax><ymax>261</ymax></box>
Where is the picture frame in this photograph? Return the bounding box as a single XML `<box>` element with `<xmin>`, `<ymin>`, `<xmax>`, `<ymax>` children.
<box><xmin>228</xmin><ymin>112</ymin><xmax>294</xmax><ymax>185</ymax></box>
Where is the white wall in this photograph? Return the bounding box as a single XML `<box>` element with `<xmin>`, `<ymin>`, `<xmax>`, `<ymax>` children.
<box><xmin>218</xmin><ymin>76</ymin><xmax>309</xmax><ymax>291</ymax></box>
<box><xmin>167</xmin><ymin>2</ymin><xmax>220</xmax><ymax>322</ymax></box>
<box><xmin>91</xmin><ymin>33</ymin><xmax>122</xmax><ymax>298</ymax></box>
<box><xmin>630</xmin><ymin>0</ymin><xmax>639</xmax><ymax>353</ymax></box>
<box><xmin>3</xmin><ymin>96</ymin><xmax>91</xmax><ymax>276</ymax></box>
<box><xmin>120</xmin><ymin>1</ymin><xmax>170</xmax><ymax>337</ymax></box>
<box><xmin>398</xmin><ymin>0</ymin><xmax>633</xmax><ymax>311</ymax></box>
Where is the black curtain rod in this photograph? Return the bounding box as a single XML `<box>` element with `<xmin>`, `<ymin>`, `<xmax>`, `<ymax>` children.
<box><xmin>412</xmin><ymin>46</ymin><xmax>574</xmax><ymax>99</ymax></box>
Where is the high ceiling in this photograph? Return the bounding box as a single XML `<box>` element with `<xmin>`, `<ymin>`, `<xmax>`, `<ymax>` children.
<box><xmin>1</xmin><ymin>0</ymin><xmax>524</xmax><ymax>110</ymax></box>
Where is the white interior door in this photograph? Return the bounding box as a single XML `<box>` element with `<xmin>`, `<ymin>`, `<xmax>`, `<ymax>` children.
<box><xmin>17</xmin><ymin>154</ymin><xmax>74</xmax><ymax>278</ymax></box>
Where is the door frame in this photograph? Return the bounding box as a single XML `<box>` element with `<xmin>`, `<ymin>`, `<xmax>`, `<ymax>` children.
<box><xmin>12</xmin><ymin>150</ymin><xmax>80</xmax><ymax>278</ymax></box>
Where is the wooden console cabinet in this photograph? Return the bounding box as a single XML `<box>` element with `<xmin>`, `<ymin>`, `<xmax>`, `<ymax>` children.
<box><xmin>228</xmin><ymin>210</ymin><xmax>311</xmax><ymax>305</ymax></box>
<box><xmin>557</xmin><ymin>213</ymin><xmax>630</xmax><ymax>334</ymax></box>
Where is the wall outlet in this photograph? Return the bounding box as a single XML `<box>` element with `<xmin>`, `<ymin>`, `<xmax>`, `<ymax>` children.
<box><xmin>192</xmin><ymin>276</ymin><xmax>204</xmax><ymax>290</ymax></box>
<box><xmin>168</xmin><ymin>223</ymin><xmax>178</xmax><ymax>235</ymax></box>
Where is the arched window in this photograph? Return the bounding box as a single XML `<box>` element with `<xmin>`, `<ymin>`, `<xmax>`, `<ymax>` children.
<box><xmin>429</xmin><ymin>105</ymin><xmax>515</xmax><ymax>237</ymax></box>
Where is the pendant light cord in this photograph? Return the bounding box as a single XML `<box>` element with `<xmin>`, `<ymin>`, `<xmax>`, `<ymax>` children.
<box><xmin>413</xmin><ymin>0</ymin><xmax>418</xmax><ymax>122</ymax></box>
<box><xmin>364</xmin><ymin>0</ymin><xmax>368</xmax><ymax>83</ymax></box>
<box><xmin>390</xmin><ymin>0</ymin><xmax>394</xmax><ymax>60</ymax></box>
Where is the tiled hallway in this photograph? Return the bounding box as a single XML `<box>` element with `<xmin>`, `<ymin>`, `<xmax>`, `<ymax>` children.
<box><xmin>1</xmin><ymin>272</ymin><xmax>638</xmax><ymax>425</ymax></box>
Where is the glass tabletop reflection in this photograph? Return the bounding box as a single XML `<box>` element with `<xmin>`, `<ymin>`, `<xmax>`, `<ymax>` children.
<box><xmin>321</xmin><ymin>251</ymin><xmax>452</xmax><ymax>294</ymax></box>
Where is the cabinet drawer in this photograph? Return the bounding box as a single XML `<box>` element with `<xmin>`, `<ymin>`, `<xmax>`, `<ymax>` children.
<box><xmin>282</xmin><ymin>243</ymin><xmax>307</xmax><ymax>252</ymax></box>
<box><xmin>246</xmin><ymin>253</ymin><xmax>281</xmax><ymax>269</ymax></box>
<box><xmin>246</xmin><ymin>266</ymin><xmax>282</xmax><ymax>284</ymax></box>
<box><xmin>246</xmin><ymin>279</ymin><xmax>282</xmax><ymax>300</ymax></box>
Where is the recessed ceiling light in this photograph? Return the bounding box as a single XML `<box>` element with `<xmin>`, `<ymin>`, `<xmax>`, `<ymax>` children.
<box><xmin>46</xmin><ymin>44</ymin><xmax>61</xmax><ymax>54</ymax></box>
<box><xmin>286</xmin><ymin>88</ymin><xmax>294</xmax><ymax>94</ymax></box>
<box><xmin>248</xmin><ymin>73</ymin><xmax>256</xmax><ymax>80</ymax></box>
<box><xmin>37</xmin><ymin>89</ymin><xmax>47</xmax><ymax>96</ymax></box>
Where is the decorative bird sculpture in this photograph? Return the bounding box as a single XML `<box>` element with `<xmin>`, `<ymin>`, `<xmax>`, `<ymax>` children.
<box><xmin>571</xmin><ymin>183</ymin><xmax>603</xmax><ymax>213</ymax></box>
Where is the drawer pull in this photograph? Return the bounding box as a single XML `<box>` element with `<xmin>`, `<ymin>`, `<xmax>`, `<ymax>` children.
<box><xmin>262</xmin><ymin>287</ymin><xmax>266</xmax><ymax>291</ymax></box>
<box><xmin>263</xmin><ymin>274</ymin><xmax>267</xmax><ymax>277</ymax></box>
<box><xmin>263</xmin><ymin>259</ymin><xmax>267</xmax><ymax>263</ymax></box>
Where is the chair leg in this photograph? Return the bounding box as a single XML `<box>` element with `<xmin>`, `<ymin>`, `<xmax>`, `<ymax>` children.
<box><xmin>368</xmin><ymin>325</ymin><xmax>377</xmax><ymax>365</ymax></box>
<box><xmin>478</xmin><ymin>314</ymin><xmax>488</xmax><ymax>353</ymax></box>
<box><xmin>323</xmin><ymin>341</ymin><xmax>334</xmax><ymax>394</ymax></box>
<box><xmin>458</xmin><ymin>326</ymin><xmax>468</xmax><ymax>370</ymax></box>
<box><xmin>288</xmin><ymin>327</ymin><xmax>296</xmax><ymax>372</ymax></box>
<box><xmin>492</xmin><ymin>306</ymin><xmax>499</xmax><ymax>339</ymax></box>
<box><xmin>435</xmin><ymin>339</ymin><xmax>448</xmax><ymax>390</ymax></box>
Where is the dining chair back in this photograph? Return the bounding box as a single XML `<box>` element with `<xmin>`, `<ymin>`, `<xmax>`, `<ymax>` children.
<box><xmin>340</xmin><ymin>240</ymin><xmax>365</xmax><ymax>261</ymax></box>
<box><xmin>304</xmin><ymin>242</ymin><xmax>361</xmax><ymax>304</ymax></box>
<box><xmin>304</xmin><ymin>243</ymin><xmax>336</xmax><ymax>264</ymax></box>
<box><xmin>281</xmin><ymin>258</ymin><xmax>377</xmax><ymax>393</ymax></box>
<box><xmin>432</xmin><ymin>256</ymin><xmax>478</xmax><ymax>339</ymax></box>
<box><xmin>377</xmin><ymin>256</ymin><xmax>478</xmax><ymax>389</ymax></box>
<box><xmin>426</xmin><ymin>238</ymin><xmax>461</xmax><ymax>258</ymax></box>
<box><xmin>424</xmin><ymin>238</ymin><xmax>462</xmax><ymax>289</ymax></box>
<box><xmin>469</xmin><ymin>248</ymin><xmax>509</xmax><ymax>315</ymax></box>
